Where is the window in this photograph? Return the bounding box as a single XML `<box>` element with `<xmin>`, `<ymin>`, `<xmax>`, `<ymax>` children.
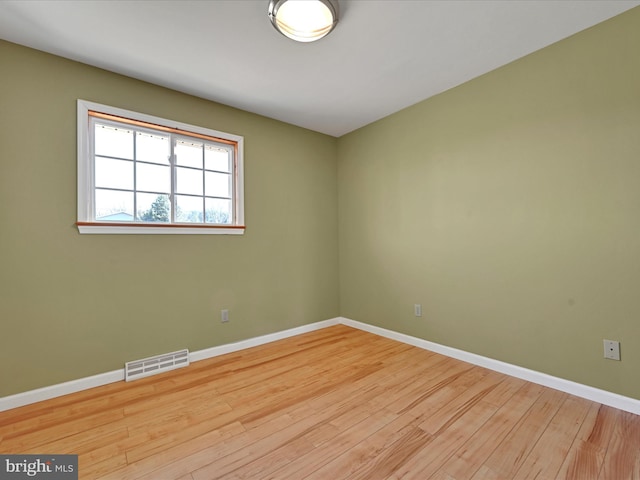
<box><xmin>77</xmin><ymin>100</ymin><xmax>244</xmax><ymax>234</ymax></box>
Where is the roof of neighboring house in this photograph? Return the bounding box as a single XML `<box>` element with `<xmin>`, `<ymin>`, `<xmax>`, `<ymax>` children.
<box><xmin>96</xmin><ymin>212</ymin><xmax>134</xmax><ymax>221</ymax></box>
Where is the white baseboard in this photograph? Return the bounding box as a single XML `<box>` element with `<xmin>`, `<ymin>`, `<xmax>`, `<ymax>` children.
<box><xmin>189</xmin><ymin>318</ymin><xmax>340</xmax><ymax>362</ymax></box>
<box><xmin>339</xmin><ymin>317</ymin><xmax>640</xmax><ymax>416</ymax></box>
<box><xmin>0</xmin><ymin>318</ymin><xmax>341</xmax><ymax>412</ymax></box>
<box><xmin>0</xmin><ymin>370</ymin><xmax>125</xmax><ymax>413</ymax></box>
<box><xmin>2</xmin><ymin>316</ymin><xmax>639</xmax><ymax>416</ymax></box>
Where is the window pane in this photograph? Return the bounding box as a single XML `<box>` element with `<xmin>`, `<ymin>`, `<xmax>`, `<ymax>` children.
<box><xmin>205</xmin><ymin>171</ymin><xmax>231</xmax><ymax>198</ymax></box>
<box><xmin>137</xmin><ymin>131</ymin><xmax>170</xmax><ymax>164</ymax></box>
<box><xmin>95</xmin><ymin>123</ymin><xmax>134</xmax><ymax>159</ymax></box>
<box><xmin>175</xmin><ymin>140</ymin><xmax>203</xmax><ymax>168</ymax></box>
<box><xmin>95</xmin><ymin>189</ymin><xmax>134</xmax><ymax>221</ymax></box>
<box><xmin>136</xmin><ymin>163</ymin><xmax>171</xmax><ymax>193</ymax></box>
<box><xmin>176</xmin><ymin>167</ymin><xmax>203</xmax><ymax>195</ymax></box>
<box><xmin>176</xmin><ymin>195</ymin><xmax>203</xmax><ymax>223</ymax></box>
<box><xmin>205</xmin><ymin>146</ymin><xmax>230</xmax><ymax>172</ymax></box>
<box><xmin>137</xmin><ymin>193</ymin><xmax>170</xmax><ymax>222</ymax></box>
<box><xmin>95</xmin><ymin>157</ymin><xmax>133</xmax><ymax>190</ymax></box>
<box><xmin>206</xmin><ymin>198</ymin><xmax>232</xmax><ymax>224</ymax></box>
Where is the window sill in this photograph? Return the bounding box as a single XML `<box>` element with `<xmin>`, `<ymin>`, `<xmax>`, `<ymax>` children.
<box><xmin>77</xmin><ymin>222</ymin><xmax>245</xmax><ymax>235</ymax></box>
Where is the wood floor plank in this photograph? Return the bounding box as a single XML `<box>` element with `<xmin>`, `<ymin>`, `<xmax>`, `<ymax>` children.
<box><xmin>429</xmin><ymin>380</ymin><xmax>544</xmax><ymax>480</ymax></box>
<box><xmin>512</xmin><ymin>395</ymin><xmax>592</xmax><ymax>479</ymax></box>
<box><xmin>303</xmin><ymin>413</ymin><xmax>430</xmax><ymax>480</ymax></box>
<box><xmin>81</xmin><ymin>453</ymin><xmax>129</xmax><ymax>480</ymax></box>
<box><xmin>556</xmin><ymin>403</ymin><xmax>618</xmax><ymax>480</ymax></box>
<box><xmin>598</xmin><ymin>410</ymin><xmax>640</xmax><ymax>480</ymax></box>
<box><xmin>471</xmin><ymin>387</ymin><xmax>568</xmax><ymax>479</ymax></box>
<box><xmin>0</xmin><ymin>408</ymin><xmax>126</xmax><ymax>452</ymax></box>
<box><xmin>386</xmin><ymin>376</ymin><xmax>520</xmax><ymax>479</ymax></box>
<box><xmin>418</xmin><ymin>370</ymin><xmax>504</xmax><ymax>435</ymax></box>
<box><xmin>97</xmin><ymin>421</ymin><xmax>245</xmax><ymax>480</ymax></box>
<box><xmin>194</xmin><ymin>409</ymin><xmax>399</xmax><ymax>480</ymax></box>
<box><xmin>1</xmin><ymin>324</ymin><xmax>639</xmax><ymax>480</ymax></box>
<box><xmin>228</xmin><ymin>413</ymin><xmax>396</xmax><ymax>479</ymax></box>
<box><xmin>264</xmin><ymin>409</ymin><xmax>400</xmax><ymax>479</ymax></box>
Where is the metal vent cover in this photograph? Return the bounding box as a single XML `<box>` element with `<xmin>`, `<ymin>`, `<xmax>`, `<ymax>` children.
<box><xmin>125</xmin><ymin>349</ymin><xmax>189</xmax><ymax>381</ymax></box>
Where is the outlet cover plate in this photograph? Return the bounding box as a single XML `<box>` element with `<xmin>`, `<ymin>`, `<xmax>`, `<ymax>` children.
<box><xmin>603</xmin><ymin>339</ymin><xmax>620</xmax><ymax>361</ymax></box>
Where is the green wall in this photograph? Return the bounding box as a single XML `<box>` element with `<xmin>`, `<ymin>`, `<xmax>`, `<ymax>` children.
<box><xmin>338</xmin><ymin>8</ymin><xmax>640</xmax><ymax>399</ymax></box>
<box><xmin>0</xmin><ymin>41</ymin><xmax>339</xmax><ymax>397</ymax></box>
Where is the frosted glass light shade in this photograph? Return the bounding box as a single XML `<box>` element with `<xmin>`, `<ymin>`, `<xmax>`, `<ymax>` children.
<box><xmin>268</xmin><ymin>0</ymin><xmax>338</xmax><ymax>43</ymax></box>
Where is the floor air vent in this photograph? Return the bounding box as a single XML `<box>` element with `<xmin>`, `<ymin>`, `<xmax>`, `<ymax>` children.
<box><xmin>125</xmin><ymin>349</ymin><xmax>190</xmax><ymax>381</ymax></box>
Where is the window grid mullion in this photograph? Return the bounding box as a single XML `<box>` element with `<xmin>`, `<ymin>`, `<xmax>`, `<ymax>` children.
<box><xmin>133</xmin><ymin>129</ymin><xmax>137</xmax><ymax>221</ymax></box>
<box><xmin>170</xmin><ymin>134</ymin><xmax>177</xmax><ymax>224</ymax></box>
<box><xmin>201</xmin><ymin>145</ymin><xmax>206</xmax><ymax>223</ymax></box>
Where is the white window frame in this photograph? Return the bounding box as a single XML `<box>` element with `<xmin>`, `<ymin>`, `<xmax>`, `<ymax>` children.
<box><xmin>77</xmin><ymin>99</ymin><xmax>244</xmax><ymax>235</ymax></box>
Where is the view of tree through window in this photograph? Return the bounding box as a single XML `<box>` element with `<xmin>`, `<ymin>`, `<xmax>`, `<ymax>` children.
<box><xmin>139</xmin><ymin>194</ymin><xmax>171</xmax><ymax>222</ymax></box>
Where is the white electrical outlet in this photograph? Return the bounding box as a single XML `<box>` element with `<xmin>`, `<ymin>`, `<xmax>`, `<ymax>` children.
<box><xmin>603</xmin><ymin>339</ymin><xmax>620</xmax><ymax>361</ymax></box>
<box><xmin>414</xmin><ymin>304</ymin><xmax>422</xmax><ymax>317</ymax></box>
<box><xmin>221</xmin><ymin>309</ymin><xmax>229</xmax><ymax>323</ymax></box>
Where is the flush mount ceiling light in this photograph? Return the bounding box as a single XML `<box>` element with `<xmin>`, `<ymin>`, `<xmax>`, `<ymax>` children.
<box><xmin>268</xmin><ymin>0</ymin><xmax>339</xmax><ymax>43</ymax></box>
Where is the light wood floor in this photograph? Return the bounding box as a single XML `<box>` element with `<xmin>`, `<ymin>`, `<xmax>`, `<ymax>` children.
<box><xmin>1</xmin><ymin>325</ymin><xmax>639</xmax><ymax>479</ymax></box>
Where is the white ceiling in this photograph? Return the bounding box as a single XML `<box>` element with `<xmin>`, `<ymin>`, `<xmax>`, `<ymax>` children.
<box><xmin>1</xmin><ymin>0</ymin><xmax>638</xmax><ymax>137</ymax></box>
